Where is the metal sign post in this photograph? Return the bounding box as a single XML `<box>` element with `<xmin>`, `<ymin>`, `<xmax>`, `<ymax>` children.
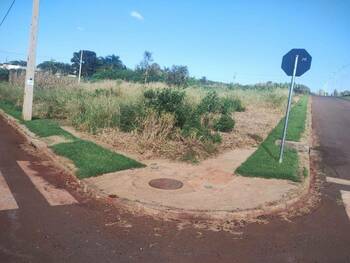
<box><xmin>279</xmin><ymin>48</ymin><xmax>312</xmax><ymax>163</ymax></box>
<box><xmin>279</xmin><ymin>55</ymin><xmax>299</xmax><ymax>163</ymax></box>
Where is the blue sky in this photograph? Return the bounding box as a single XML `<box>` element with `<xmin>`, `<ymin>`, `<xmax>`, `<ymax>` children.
<box><xmin>0</xmin><ymin>0</ymin><xmax>349</xmax><ymax>92</ymax></box>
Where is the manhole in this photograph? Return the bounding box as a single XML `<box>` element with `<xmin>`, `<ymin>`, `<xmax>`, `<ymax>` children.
<box><xmin>149</xmin><ymin>178</ymin><xmax>183</xmax><ymax>190</ymax></box>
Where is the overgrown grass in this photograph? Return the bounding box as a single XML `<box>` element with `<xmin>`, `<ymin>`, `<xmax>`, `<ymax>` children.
<box><xmin>51</xmin><ymin>140</ymin><xmax>145</xmax><ymax>178</ymax></box>
<box><xmin>0</xmin><ymin>96</ymin><xmax>144</xmax><ymax>178</ymax></box>
<box><xmin>0</xmin><ymin>100</ymin><xmax>22</xmax><ymax>119</ymax></box>
<box><xmin>0</xmin><ymin>99</ymin><xmax>74</xmax><ymax>139</ymax></box>
<box><xmin>0</xmin><ymin>80</ymin><xmax>289</xmax><ymax>160</ymax></box>
<box><xmin>236</xmin><ymin>96</ymin><xmax>308</xmax><ymax>182</ymax></box>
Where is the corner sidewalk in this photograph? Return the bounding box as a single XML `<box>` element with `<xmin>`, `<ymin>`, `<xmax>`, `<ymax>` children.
<box><xmin>0</xmin><ymin>99</ymin><xmax>313</xmax><ymax>221</ymax></box>
<box><xmin>84</xmin><ymin>149</ymin><xmax>304</xmax><ymax>218</ymax></box>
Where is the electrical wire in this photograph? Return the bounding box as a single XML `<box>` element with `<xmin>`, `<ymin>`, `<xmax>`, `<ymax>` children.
<box><xmin>0</xmin><ymin>0</ymin><xmax>16</xmax><ymax>28</ymax></box>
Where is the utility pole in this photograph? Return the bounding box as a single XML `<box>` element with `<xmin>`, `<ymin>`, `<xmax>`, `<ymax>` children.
<box><xmin>22</xmin><ymin>0</ymin><xmax>40</xmax><ymax>121</ymax></box>
<box><xmin>78</xmin><ymin>50</ymin><xmax>83</xmax><ymax>83</ymax></box>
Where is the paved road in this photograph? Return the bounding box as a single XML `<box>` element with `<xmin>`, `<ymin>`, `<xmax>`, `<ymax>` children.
<box><xmin>0</xmin><ymin>96</ymin><xmax>350</xmax><ymax>263</ymax></box>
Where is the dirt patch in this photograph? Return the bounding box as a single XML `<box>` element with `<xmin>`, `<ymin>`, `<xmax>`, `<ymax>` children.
<box><xmin>218</xmin><ymin>106</ymin><xmax>283</xmax><ymax>151</ymax></box>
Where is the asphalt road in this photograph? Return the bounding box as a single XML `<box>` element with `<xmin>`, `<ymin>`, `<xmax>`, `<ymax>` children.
<box><xmin>0</xmin><ymin>96</ymin><xmax>350</xmax><ymax>263</ymax></box>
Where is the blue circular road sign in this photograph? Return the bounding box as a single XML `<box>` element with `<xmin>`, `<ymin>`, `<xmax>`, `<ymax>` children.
<box><xmin>281</xmin><ymin>49</ymin><xmax>312</xmax><ymax>77</ymax></box>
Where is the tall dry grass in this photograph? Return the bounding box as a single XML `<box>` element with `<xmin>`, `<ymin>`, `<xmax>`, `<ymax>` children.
<box><xmin>9</xmin><ymin>70</ymin><xmax>77</xmax><ymax>89</ymax></box>
<box><xmin>0</xmin><ymin>78</ymin><xmax>289</xmax><ymax>161</ymax></box>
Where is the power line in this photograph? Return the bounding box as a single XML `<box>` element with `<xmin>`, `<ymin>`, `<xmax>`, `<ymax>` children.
<box><xmin>0</xmin><ymin>0</ymin><xmax>16</xmax><ymax>28</ymax></box>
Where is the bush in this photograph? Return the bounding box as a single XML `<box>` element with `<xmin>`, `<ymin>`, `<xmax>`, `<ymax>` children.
<box><xmin>144</xmin><ymin>88</ymin><xmax>189</xmax><ymax>127</ymax></box>
<box><xmin>214</xmin><ymin>114</ymin><xmax>235</xmax><ymax>132</ymax></box>
<box><xmin>197</xmin><ymin>91</ymin><xmax>221</xmax><ymax>114</ymax></box>
<box><xmin>182</xmin><ymin>111</ymin><xmax>222</xmax><ymax>143</ymax></box>
<box><xmin>92</xmin><ymin>69</ymin><xmax>143</xmax><ymax>82</ymax></box>
<box><xmin>197</xmin><ymin>91</ymin><xmax>244</xmax><ymax>114</ymax></box>
<box><xmin>119</xmin><ymin>103</ymin><xmax>144</xmax><ymax>132</ymax></box>
<box><xmin>220</xmin><ymin>97</ymin><xmax>245</xmax><ymax>113</ymax></box>
<box><xmin>143</xmin><ymin>89</ymin><xmax>240</xmax><ymax>143</ymax></box>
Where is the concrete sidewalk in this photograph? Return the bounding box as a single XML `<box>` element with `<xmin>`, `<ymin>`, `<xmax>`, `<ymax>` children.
<box><xmin>84</xmin><ymin>148</ymin><xmax>305</xmax><ymax>217</ymax></box>
<box><xmin>0</xmin><ymin>108</ymin><xmax>310</xmax><ymax>221</ymax></box>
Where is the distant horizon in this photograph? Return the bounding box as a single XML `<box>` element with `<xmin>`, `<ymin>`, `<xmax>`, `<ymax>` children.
<box><xmin>0</xmin><ymin>0</ymin><xmax>349</xmax><ymax>92</ymax></box>
<box><xmin>0</xmin><ymin>55</ymin><xmax>313</xmax><ymax>90</ymax></box>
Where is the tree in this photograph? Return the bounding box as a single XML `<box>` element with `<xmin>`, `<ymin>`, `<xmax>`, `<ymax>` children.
<box><xmin>7</xmin><ymin>60</ymin><xmax>27</xmax><ymax>66</ymax></box>
<box><xmin>333</xmin><ymin>89</ymin><xmax>339</xmax><ymax>97</ymax></box>
<box><xmin>147</xmin><ymin>63</ymin><xmax>165</xmax><ymax>82</ymax></box>
<box><xmin>341</xmin><ymin>90</ymin><xmax>350</xmax><ymax>96</ymax></box>
<box><xmin>98</xmin><ymin>55</ymin><xmax>125</xmax><ymax>71</ymax></box>
<box><xmin>165</xmin><ymin>65</ymin><xmax>189</xmax><ymax>87</ymax></box>
<box><xmin>71</xmin><ymin>50</ymin><xmax>99</xmax><ymax>78</ymax></box>
<box><xmin>199</xmin><ymin>76</ymin><xmax>207</xmax><ymax>85</ymax></box>
<box><xmin>137</xmin><ymin>51</ymin><xmax>154</xmax><ymax>83</ymax></box>
<box><xmin>37</xmin><ymin>60</ymin><xmax>72</xmax><ymax>75</ymax></box>
<box><xmin>294</xmin><ymin>84</ymin><xmax>311</xmax><ymax>94</ymax></box>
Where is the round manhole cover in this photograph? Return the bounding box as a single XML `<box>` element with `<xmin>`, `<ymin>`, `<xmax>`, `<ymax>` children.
<box><xmin>149</xmin><ymin>178</ymin><xmax>183</xmax><ymax>190</ymax></box>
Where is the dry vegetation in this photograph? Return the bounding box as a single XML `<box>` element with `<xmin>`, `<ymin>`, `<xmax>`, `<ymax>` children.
<box><xmin>1</xmin><ymin>75</ymin><xmax>290</xmax><ymax>162</ymax></box>
<box><xmin>93</xmin><ymin>87</ymin><xmax>289</xmax><ymax>160</ymax></box>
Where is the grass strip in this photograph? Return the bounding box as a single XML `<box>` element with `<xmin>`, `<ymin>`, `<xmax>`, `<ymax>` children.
<box><xmin>236</xmin><ymin>96</ymin><xmax>308</xmax><ymax>182</ymax></box>
<box><xmin>0</xmin><ymin>99</ymin><xmax>145</xmax><ymax>178</ymax></box>
<box><xmin>24</xmin><ymin>119</ymin><xmax>75</xmax><ymax>140</ymax></box>
<box><xmin>0</xmin><ymin>100</ymin><xmax>75</xmax><ymax>140</ymax></box>
<box><xmin>0</xmin><ymin>100</ymin><xmax>22</xmax><ymax>120</ymax></box>
<box><xmin>51</xmin><ymin>140</ymin><xmax>145</xmax><ymax>179</ymax></box>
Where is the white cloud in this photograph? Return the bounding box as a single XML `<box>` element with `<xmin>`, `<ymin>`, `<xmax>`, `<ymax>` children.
<box><xmin>130</xmin><ymin>11</ymin><xmax>144</xmax><ymax>21</ymax></box>
<box><xmin>76</xmin><ymin>26</ymin><xmax>85</xmax><ymax>31</ymax></box>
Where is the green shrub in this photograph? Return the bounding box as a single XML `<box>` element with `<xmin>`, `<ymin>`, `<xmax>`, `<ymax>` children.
<box><xmin>220</xmin><ymin>97</ymin><xmax>245</xmax><ymax>113</ymax></box>
<box><xmin>197</xmin><ymin>91</ymin><xmax>244</xmax><ymax>114</ymax></box>
<box><xmin>92</xmin><ymin>69</ymin><xmax>144</xmax><ymax>82</ymax></box>
<box><xmin>211</xmin><ymin>132</ymin><xmax>222</xmax><ymax>143</ymax></box>
<box><xmin>197</xmin><ymin>91</ymin><xmax>221</xmax><ymax>114</ymax></box>
<box><xmin>143</xmin><ymin>89</ymin><xmax>240</xmax><ymax>143</ymax></box>
<box><xmin>144</xmin><ymin>88</ymin><xmax>189</xmax><ymax>127</ymax></box>
<box><xmin>214</xmin><ymin>114</ymin><xmax>235</xmax><ymax>132</ymax></box>
<box><xmin>182</xmin><ymin>111</ymin><xmax>222</xmax><ymax>143</ymax></box>
<box><xmin>119</xmin><ymin>103</ymin><xmax>144</xmax><ymax>132</ymax></box>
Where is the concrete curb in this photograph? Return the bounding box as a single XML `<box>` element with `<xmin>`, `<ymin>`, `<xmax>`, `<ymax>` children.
<box><xmin>0</xmin><ymin>102</ymin><xmax>316</xmax><ymax>222</ymax></box>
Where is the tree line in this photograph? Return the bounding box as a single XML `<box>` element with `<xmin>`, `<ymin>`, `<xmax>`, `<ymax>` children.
<box><xmin>36</xmin><ymin>50</ymin><xmax>190</xmax><ymax>87</ymax></box>
<box><xmin>0</xmin><ymin>53</ymin><xmax>311</xmax><ymax>92</ymax></box>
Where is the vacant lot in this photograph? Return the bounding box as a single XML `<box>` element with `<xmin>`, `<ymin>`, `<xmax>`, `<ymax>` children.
<box><xmin>0</xmin><ymin>80</ymin><xmax>289</xmax><ymax>162</ymax></box>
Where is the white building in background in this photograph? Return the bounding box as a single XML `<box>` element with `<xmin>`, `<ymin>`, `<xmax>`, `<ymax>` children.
<box><xmin>0</xmin><ymin>64</ymin><xmax>26</xmax><ymax>70</ymax></box>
